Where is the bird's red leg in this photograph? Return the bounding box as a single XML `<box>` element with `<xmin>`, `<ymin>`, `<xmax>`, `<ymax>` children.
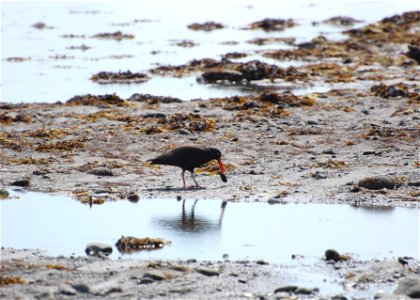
<box><xmin>190</xmin><ymin>171</ymin><xmax>202</xmax><ymax>188</ymax></box>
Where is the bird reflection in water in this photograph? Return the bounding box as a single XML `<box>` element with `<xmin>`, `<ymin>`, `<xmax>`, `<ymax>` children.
<box><xmin>154</xmin><ymin>200</ymin><xmax>227</xmax><ymax>234</ymax></box>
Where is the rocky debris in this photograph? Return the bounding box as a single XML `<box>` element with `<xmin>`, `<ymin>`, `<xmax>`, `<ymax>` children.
<box><xmin>128</xmin><ymin>93</ymin><xmax>183</xmax><ymax>104</ymax></box>
<box><xmin>92</xmin><ymin>31</ymin><xmax>134</xmax><ymax>40</ymax></box>
<box><xmin>324</xmin><ymin>249</ymin><xmax>350</xmax><ymax>262</ymax></box>
<box><xmin>370</xmin><ymin>83</ymin><xmax>409</xmax><ymax>98</ymax></box>
<box><xmin>274</xmin><ymin>285</ymin><xmax>319</xmax><ymax>295</ymax></box>
<box><xmin>85</xmin><ymin>243</ymin><xmax>113</xmax><ymax>257</ymax></box>
<box><xmin>90</xmin><ymin>71</ymin><xmax>150</xmax><ymax>84</ymax></box>
<box><xmin>66</xmin><ymin>93</ymin><xmax>126</xmax><ymax>106</ymax></box>
<box><xmin>394</xmin><ymin>277</ymin><xmax>420</xmax><ymax>298</ymax></box>
<box><xmin>248</xmin><ymin>18</ymin><xmax>296</xmax><ymax>31</ymax></box>
<box><xmin>322</xmin><ymin>16</ymin><xmax>362</xmax><ymax>26</ymax></box>
<box><xmin>187</xmin><ymin>21</ymin><xmax>224</xmax><ymax>31</ymax></box>
<box><xmin>358</xmin><ymin>176</ymin><xmax>399</xmax><ymax>190</ymax></box>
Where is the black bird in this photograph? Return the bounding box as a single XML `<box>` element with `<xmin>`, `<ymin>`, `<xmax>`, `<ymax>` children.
<box><xmin>148</xmin><ymin>145</ymin><xmax>226</xmax><ymax>188</ymax></box>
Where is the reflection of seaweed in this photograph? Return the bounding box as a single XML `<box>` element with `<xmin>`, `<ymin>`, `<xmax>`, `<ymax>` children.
<box><xmin>154</xmin><ymin>200</ymin><xmax>227</xmax><ymax>234</ymax></box>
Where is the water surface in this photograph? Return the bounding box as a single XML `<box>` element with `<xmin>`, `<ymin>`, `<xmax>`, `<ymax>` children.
<box><xmin>1</xmin><ymin>191</ymin><xmax>418</xmax><ymax>263</ymax></box>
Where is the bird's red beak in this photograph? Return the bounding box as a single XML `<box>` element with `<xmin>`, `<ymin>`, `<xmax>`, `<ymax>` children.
<box><xmin>217</xmin><ymin>159</ymin><xmax>225</xmax><ymax>173</ymax></box>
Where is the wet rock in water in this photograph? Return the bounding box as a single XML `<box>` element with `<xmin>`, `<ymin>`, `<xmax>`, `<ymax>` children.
<box><xmin>187</xmin><ymin>21</ymin><xmax>224</xmax><ymax>31</ymax></box>
<box><xmin>11</xmin><ymin>179</ymin><xmax>30</xmax><ymax>187</ymax></box>
<box><xmin>394</xmin><ymin>277</ymin><xmax>420</xmax><ymax>298</ymax></box>
<box><xmin>195</xmin><ymin>267</ymin><xmax>220</xmax><ymax>276</ymax></box>
<box><xmin>248</xmin><ymin>18</ymin><xmax>296</xmax><ymax>31</ymax></box>
<box><xmin>90</xmin><ymin>70</ymin><xmax>150</xmax><ymax>84</ymax></box>
<box><xmin>322</xmin><ymin>16</ymin><xmax>362</xmax><ymax>26</ymax></box>
<box><xmin>0</xmin><ymin>188</ymin><xmax>10</xmax><ymax>199</ymax></box>
<box><xmin>127</xmin><ymin>192</ymin><xmax>139</xmax><ymax>203</ymax></box>
<box><xmin>325</xmin><ymin>249</ymin><xmax>342</xmax><ymax>262</ymax></box>
<box><xmin>201</xmin><ymin>70</ymin><xmax>243</xmax><ymax>83</ymax></box>
<box><xmin>87</xmin><ymin>167</ymin><xmax>113</xmax><ymax>176</ymax></box>
<box><xmin>358</xmin><ymin>176</ymin><xmax>397</xmax><ymax>190</ymax></box>
<box><xmin>85</xmin><ymin>243</ymin><xmax>113</xmax><ymax>257</ymax></box>
<box><xmin>115</xmin><ymin>236</ymin><xmax>170</xmax><ymax>253</ymax></box>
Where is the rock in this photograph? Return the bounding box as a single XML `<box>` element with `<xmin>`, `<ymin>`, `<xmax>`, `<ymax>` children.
<box><xmin>91</xmin><ymin>282</ymin><xmax>123</xmax><ymax>296</ymax></box>
<box><xmin>332</xmin><ymin>295</ymin><xmax>348</xmax><ymax>300</ymax></box>
<box><xmin>60</xmin><ymin>284</ymin><xmax>78</xmax><ymax>295</ymax></box>
<box><xmin>143</xmin><ymin>271</ymin><xmax>167</xmax><ymax>281</ymax></box>
<box><xmin>256</xmin><ymin>259</ymin><xmax>268</xmax><ymax>265</ymax></box>
<box><xmin>312</xmin><ymin>171</ymin><xmax>328</xmax><ymax>179</ymax></box>
<box><xmin>138</xmin><ymin>278</ymin><xmax>154</xmax><ymax>285</ymax></box>
<box><xmin>358</xmin><ymin>176</ymin><xmax>397</xmax><ymax>190</ymax></box>
<box><xmin>195</xmin><ymin>267</ymin><xmax>220</xmax><ymax>276</ymax></box>
<box><xmin>406</xmin><ymin>45</ymin><xmax>420</xmax><ymax>64</ymax></box>
<box><xmin>11</xmin><ymin>179</ymin><xmax>30</xmax><ymax>187</ymax></box>
<box><xmin>71</xmin><ymin>283</ymin><xmax>90</xmax><ymax>293</ymax></box>
<box><xmin>325</xmin><ymin>249</ymin><xmax>342</xmax><ymax>262</ymax></box>
<box><xmin>87</xmin><ymin>167</ymin><xmax>113</xmax><ymax>176</ymax></box>
<box><xmin>142</xmin><ymin>113</ymin><xmax>168</xmax><ymax>123</ymax></box>
<box><xmin>202</xmin><ymin>70</ymin><xmax>243</xmax><ymax>83</ymax></box>
<box><xmin>394</xmin><ymin>277</ymin><xmax>420</xmax><ymax>298</ymax></box>
<box><xmin>274</xmin><ymin>285</ymin><xmax>298</xmax><ymax>293</ymax></box>
<box><xmin>85</xmin><ymin>243</ymin><xmax>113</xmax><ymax>257</ymax></box>
<box><xmin>0</xmin><ymin>188</ymin><xmax>10</xmax><ymax>199</ymax></box>
<box><xmin>127</xmin><ymin>192</ymin><xmax>139</xmax><ymax>203</ymax></box>
<box><xmin>323</xmin><ymin>149</ymin><xmax>335</xmax><ymax>155</ymax></box>
<box><xmin>296</xmin><ymin>287</ymin><xmax>319</xmax><ymax>294</ymax></box>
<box><xmin>179</xmin><ymin>128</ymin><xmax>192</xmax><ymax>135</ymax></box>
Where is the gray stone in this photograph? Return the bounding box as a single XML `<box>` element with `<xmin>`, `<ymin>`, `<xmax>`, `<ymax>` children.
<box><xmin>358</xmin><ymin>175</ymin><xmax>397</xmax><ymax>190</ymax></box>
<box><xmin>71</xmin><ymin>283</ymin><xmax>90</xmax><ymax>293</ymax></box>
<box><xmin>179</xmin><ymin>128</ymin><xmax>192</xmax><ymax>135</ymax></box>
<box><xmin>195</xmin><ymin>267</ymin><xmax>220</xmax><ymax>276</ymax></box>
<box><xmin>296</xmin><ymin>287</ymin><xmax>319</xmax><ymax>294</ymax></box>
<box><xmin>143</xmin><ymin>271</ymin><xmax>167</xmax><ymax>281</ymax></box>
<box><xmin>91</xmin><ymin>282</ymin><xmax>123</xmax><ymax>296</ymax></box>
<box><xmin>60</xmin><ymin>284</ymin><xmax>77</xmax><ymax>296</ymax></box>
<box><xmin>87</xmin><ymin>167</ymin><xmax>113</xmax><ymax>176</ymax></box>
<box><xmin>312</xmin><ymin>171</ymin><xmax>328</xmax><ymax>179</ymax></box>
<box><xmin>274</xmin><ymin>285</ymin><xmax>298</xmax><ymax>293</ymax></box>
<box><xmin>394</xmin><ymin>277</ymin><xmax>420</xmax><ymax>298</ymax></box>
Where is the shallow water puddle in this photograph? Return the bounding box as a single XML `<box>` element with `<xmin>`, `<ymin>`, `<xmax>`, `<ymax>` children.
<box><xmin>1</xmin><ymin>191</ymin><xmax>418</xmax><ymax>263</ymax></box>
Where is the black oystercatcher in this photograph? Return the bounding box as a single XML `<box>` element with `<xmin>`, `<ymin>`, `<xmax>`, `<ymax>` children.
<box><xmin>148</xmin><ymin>145</ymin><xmax>226</xmax><ymax>188</ymax></box>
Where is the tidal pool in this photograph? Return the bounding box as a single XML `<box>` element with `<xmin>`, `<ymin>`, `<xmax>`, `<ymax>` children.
<box><xmin>1</xmin><ymin>191</ymin><xmax>418</xmax><ymax>263</ymax></box>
